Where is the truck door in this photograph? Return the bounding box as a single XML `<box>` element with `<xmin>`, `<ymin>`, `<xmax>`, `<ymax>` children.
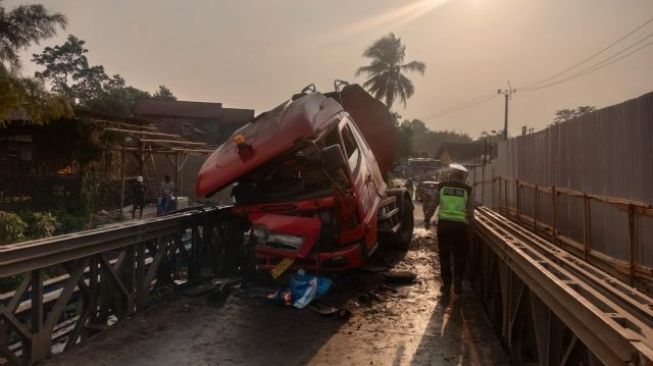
<box><xmin>340</xmin><ymin>120</ymin><xmax>379</xmax><ymax>246</ymax></box>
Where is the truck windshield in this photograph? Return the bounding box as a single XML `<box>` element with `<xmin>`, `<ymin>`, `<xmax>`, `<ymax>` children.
<box><xmin>231</xmin><ymin>145</ymin><xmax>335</xmax><ymax>204</ymax></box>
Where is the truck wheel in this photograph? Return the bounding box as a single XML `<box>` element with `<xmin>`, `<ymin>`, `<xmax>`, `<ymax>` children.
<box><xmin>394</xmin><ymin>196</ymin><xmax>414</xmax><ymax>250</ymax></box>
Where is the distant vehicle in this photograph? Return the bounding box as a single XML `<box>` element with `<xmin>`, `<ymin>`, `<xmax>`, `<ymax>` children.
<box><xmin>415</xmin><ymin>180</ymin><xmax>439</xmax><ymax>202</ymax></box>
<box><xmin>196</xmin><ymin>84</ymin><xmax>414</xmax><ymax>273</ymax></box>
<box><xmin>407</xmin><ymin>158</ymin><xmax>441</xmax><ymax>180</ymax></box>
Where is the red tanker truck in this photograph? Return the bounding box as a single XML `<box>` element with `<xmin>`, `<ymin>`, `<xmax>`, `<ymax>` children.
<box><xmin>196</xmin><ymin>83</ymin><xmax>413</xmax><ymax>273</ymax></box>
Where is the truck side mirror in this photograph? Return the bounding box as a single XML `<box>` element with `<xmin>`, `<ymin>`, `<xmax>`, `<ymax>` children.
<box><xmin>321</xmin><ymin>144</ymin><xmax>348</xmax><ymax>170</ymax></box>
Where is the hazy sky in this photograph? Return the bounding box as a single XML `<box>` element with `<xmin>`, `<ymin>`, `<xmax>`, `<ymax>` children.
<box><xmin>7</xmin><ymin>0</ymin><xmax>653</xmax><ymax>137</ymax></box>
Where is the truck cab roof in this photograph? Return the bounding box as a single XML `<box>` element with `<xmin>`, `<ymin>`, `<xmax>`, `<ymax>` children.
<box><xmin>196</xmin><ymin>92</ymin><xmax>344</xmax><ymax>197</ymax></box>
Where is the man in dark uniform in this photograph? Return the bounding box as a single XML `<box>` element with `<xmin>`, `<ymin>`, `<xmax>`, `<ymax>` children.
<box><xmin>433</xmin><ymin>164</ymin><xmax>473</xmax><ymax>295</ymax></box>
<box><xmin>131</xmin><ymin>176</ymin><xmax>146</xmax><ymax>219</ymax></box>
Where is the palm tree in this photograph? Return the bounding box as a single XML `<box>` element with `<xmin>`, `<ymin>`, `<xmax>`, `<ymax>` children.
<box><xmin>356</xmin><ymin>33</ymin><xmax>425</xmax><ymax>109</ymax></box>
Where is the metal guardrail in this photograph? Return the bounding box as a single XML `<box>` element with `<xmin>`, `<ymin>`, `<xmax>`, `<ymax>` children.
<box><xmin>0</xmin><ymin>206</ymin><xmax>241</xmax><ymax>365</ymax></box>
<box><xmin>472</xmin><ymin>206</ymin><xmax>653</xmax><ymax>365</ymax></box>
<box><xmin>474</xmin><ymin>175</ymin><xmax>653</xmax><ymax>292</ymax></box>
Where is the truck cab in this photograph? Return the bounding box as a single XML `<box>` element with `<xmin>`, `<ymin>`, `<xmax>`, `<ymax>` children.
<box><xmin>196</xmin><ymin>85</ymin><xmax>413</xmax><ymax>272</ymax></box>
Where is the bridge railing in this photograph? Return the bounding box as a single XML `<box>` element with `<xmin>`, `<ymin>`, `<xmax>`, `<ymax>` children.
<box><xmin>472</xmin><ymin>173</ymin><xmax>653</xmax><ymax>292</ymax></box>
<box><xmin>0</xmin><ymin>206</ymin><xmax>240</xmax><ymax>365</ymax></box>
<box><xmin>471</xmin><ymin>206</ymin><xmax>653</xmax><ymax>365</ymax></box>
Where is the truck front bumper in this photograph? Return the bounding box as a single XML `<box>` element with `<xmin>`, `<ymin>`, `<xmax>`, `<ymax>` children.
<box><xmin>255</xmin><ymin>242</ymin><xmax>365</xmax><ymax>272</ymax></box>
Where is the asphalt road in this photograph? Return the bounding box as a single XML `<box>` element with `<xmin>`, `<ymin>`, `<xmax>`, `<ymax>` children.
<box><xmin>44</xmin><ymin>203</ymin><xmax>509</xmax><ymax>366</ymax></box>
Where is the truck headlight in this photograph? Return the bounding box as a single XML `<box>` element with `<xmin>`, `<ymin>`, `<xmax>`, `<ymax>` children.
<box><xmin>267</xmin><ymin>233</ymin><xmax>304</xmax><ymax>249</ymax></box>
<box><xmin>252</xmin><ymin>225</ymin><xmax>268</xmax><ymax>243</ymax></box>
<box><xmin>252</xmin><ymin>226</ymin><xmax>304</xmax><ymax>249</ymax></box>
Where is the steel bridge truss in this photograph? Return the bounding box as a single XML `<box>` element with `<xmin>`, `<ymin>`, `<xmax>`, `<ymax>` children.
<box><xmin>472</xmin><ymin>206</ymin><xmax>653</xmax><ymax>365</ymax></box>
<box><xmin>0</xmin><ymin>207</ymin><xmax>240</xmax><ymax>365</ymax></box>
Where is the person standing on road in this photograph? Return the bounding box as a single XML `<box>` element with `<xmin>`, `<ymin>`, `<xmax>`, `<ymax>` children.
<box><xmin>159</xmin><ymin>175</ymin><xmax>175</xmax><ymax>215</ymax></box>
<box><xmin>131</xmin><ymin>176</ymin><xmax>146</xmax><ymax>219</ymax></box>
<box><xmin>422</xmin><ymin>184</ymin><xmax>437</xmax><ymax>229</ymax></box>
<box><xmin>405</xmin><ymin>178</ymin><xmax>415</xmax><ymax>200</ymax></box>
<box><xmin>433</xmin><ymin>164</ymin><xmax>473</xmax><ymax>295</ymax></box>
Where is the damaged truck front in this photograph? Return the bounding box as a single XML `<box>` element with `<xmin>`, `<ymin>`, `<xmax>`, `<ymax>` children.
<box><xmin>196</xmin><ymin>84</ymin><xmax>413</xmax><ymax>272</ymax></box>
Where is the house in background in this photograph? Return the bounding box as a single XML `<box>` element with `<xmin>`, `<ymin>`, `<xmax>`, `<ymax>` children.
<box><xmin>133</xmin><ymin>100</ymin><xmax>253</xmax><ymax>145</ymax></box>
<box><xmin>436</xmin><ymin>142</ymin><xmax>497</xmax><ymax>167</ymax></box>
<box><xmin>133</xmin><ymin>100</ymin><xmax>254</xmax><ymax>199</ymax></box>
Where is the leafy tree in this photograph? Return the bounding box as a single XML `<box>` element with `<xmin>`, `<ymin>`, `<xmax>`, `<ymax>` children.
<box><xmin>576</xmin><ymin>105</ymin><xmax>596</xmax><ymax>115</ymax></box>
<box><xmin>32</xmin><ymin>35</ymin><xmax>108</xmax><ymax>102</ymax></box>
<box><xmin>478</xmin><ymin>130</ymin><xmax>504</xmax><ymax>142</ymax></box>
<box><xmin>553</xmin><ymin>105</ymin><xmax>596</xmax><ymax>124</ymax></box>
<box><xmin>404</xmin><ymin>119</ymin><xmax>428</xmax><ymax>135</ymax></box>
<box><xmin>33</xmin><ymin>36</ymin><xmax>176</xmax><ymax>116</ymax></box>
<box><xmin>0</xmin><ymin>1</ymin><xmax>66</xmax><ymax>70</ymax></box>
<box><xmin>0</xmin><ymin>1</ymin><xmax>70</xmax><ymax>123</ymax></box>
<box><xmin>356</xmin><ymin>33</ymin><xmax>425</xmax><ymax>109</ymax></box>
<box><xmin>86</xmin><ymin>74</ymin><xmax>150</xmax><ymax>115</ymax></box>
<box><xmin>0</xmin><ymin>67</ymin><xmax>71</xmax><ymax>125</ymax></box>
<box><xmin>402</xmin><ymin>119</ymin><xmax>472</xmax><ymax>156</ymax></box>
<box><xmin>152</xmin><ymin>85</ymin><xmax>176</xmax><ymax>100</ymax></box>
<box><xmin>395</xmin><ymin>121</ymin><xmax>413</xmax><ymax>160</ymax></box>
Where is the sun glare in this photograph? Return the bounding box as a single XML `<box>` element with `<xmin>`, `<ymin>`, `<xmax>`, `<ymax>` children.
<box><xmin>336</xmin><ymin>0</ymin><xmax>452</xmax><ymax>38</ymax></box>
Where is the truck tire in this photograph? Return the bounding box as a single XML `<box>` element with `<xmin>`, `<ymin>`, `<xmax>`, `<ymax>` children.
<box><xmin>382</xmin><ymin>189</ymin><xmax>414</xmax><ymax>250</ymax></box>
<box><xmin>395</xmin><ymin>193</ymin><xmax>414</xmax><ymax>250</ymax></box>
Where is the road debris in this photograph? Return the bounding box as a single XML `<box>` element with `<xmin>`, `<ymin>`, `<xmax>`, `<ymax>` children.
<box><xmin>382</xmin><ymin>270</ymin><xmax>417</xmax><ymax>284</ymax></box>
<box><xmin>307</xmin><ymin>303</ymin><xmax>352</xmax><ymax>319</ymax></box>
<box><xmin>267</xmin><ymin>269</ymin><xmax>333</xmax><ymax>309</ymax></box>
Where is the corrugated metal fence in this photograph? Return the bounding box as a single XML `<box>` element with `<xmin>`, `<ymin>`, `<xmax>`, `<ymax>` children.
<box><xmin>471</xmin><ymin>91</ymin><xmax>653</xmax><ymax>286</ymax></box>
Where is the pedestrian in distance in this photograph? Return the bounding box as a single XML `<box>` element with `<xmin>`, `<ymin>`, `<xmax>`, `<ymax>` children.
<box><xmin>405</xmin><ymin>178</ymin><xmax>415</xmax><ymax>200</ymax></box>
<box><xmin>433</xmin><ymin>163</ymin><xmax>473</xmax><ymax>295</ymax></box>
<box><xmin>158</xmin><ymin>175</ymin><xmax>175</xmax><ymax>215</ymax></box>
<box><xmin>131</xmin><ymin>176</ymin><xmax>146</xmax><ymax>219</ymax></box>
<box><xmin>422</xmin><ymin>183</ymin><xmax>437</xmax><ymax>229</ymax></box>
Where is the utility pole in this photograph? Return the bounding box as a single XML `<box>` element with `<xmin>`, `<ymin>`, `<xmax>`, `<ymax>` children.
<box><xmin>497</xmin><ymin>82</ymin><xmax>517</xmax><ymax>140</ymax></box>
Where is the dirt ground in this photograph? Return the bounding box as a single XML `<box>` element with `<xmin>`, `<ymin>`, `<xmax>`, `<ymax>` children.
<box><xmin>44</xmin><ymin>203</ymin><xmax>509</xmax><ymax>366</ymax></box>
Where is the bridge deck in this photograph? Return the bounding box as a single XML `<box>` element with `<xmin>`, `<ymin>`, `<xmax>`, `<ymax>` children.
<box><xmin>42</xmin><ymin>206</ymin><xmax>508</xmax><ymax>366</ymax></box>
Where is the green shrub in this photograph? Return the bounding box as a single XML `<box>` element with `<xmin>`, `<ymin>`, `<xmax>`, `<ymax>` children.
<box><xmin>0</xmin><ymin>211</ymin><xmax>27</xmax><ymax>244</ymax></box>
<box><xmin>31</xmin><ymin>211</ymin><xmax>58</xmax><ymax>238</ymax></box>
<box><xmin>51</xmin><ymin>209</ymin><xmax>86</xmax><ymax>234</ymax></box>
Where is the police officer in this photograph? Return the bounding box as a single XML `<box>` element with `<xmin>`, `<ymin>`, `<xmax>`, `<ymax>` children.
<box><xmin>433</xmin><ymin>164</ymin><xmax>473</xmax><ymax>295</ymax></box>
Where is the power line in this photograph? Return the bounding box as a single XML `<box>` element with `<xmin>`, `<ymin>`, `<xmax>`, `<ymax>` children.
<box><xmin>420</xmin><ymin>92</ymin><xmax>496</xmax><ymax>120</ymax></box>
<box><xmin>520</xmin><ymin>16</ymin><xmax>653</xmax><ymax>90</ymax></box>
<box><xmin>522</xmin><ymin>33</ymin><xmax>653</xmax><ymax>91</ymax></box>
<box><xmin>419</xmin><ymin>16</ymin><xmax>653</xmax><ymax>121</ymax></box>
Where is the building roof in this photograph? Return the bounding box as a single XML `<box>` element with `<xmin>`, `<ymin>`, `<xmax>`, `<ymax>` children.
<box><xmin>133</xmin><ymin>100</ymin><xmax>255</xmax><ymax>124</ymax></box>
<box><xmin>220</xmin><ymin>108</ymin><xmax>256</xmax><ymax>124</ymax></box>
<box><xmin>436</xmin><ymin>142</ymin><xmax>496</xmax><ymax>163</ymax></box>
<box><xmin>133</xmin><ymin>100</ymin><xmax>224</xmax><ymax>119</ymax></box>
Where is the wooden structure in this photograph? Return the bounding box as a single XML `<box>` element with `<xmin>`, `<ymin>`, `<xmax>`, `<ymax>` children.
<box><xmin>78</xmin><ymin>110</ymin><xmax>214</xmax><ymax>209</ymax></box>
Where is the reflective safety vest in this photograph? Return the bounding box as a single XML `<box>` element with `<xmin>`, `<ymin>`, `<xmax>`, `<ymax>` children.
<box><xmin>437</xmin><ymin>185</ymin><xmax>469</xmax><ymax>224</ymax></box>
